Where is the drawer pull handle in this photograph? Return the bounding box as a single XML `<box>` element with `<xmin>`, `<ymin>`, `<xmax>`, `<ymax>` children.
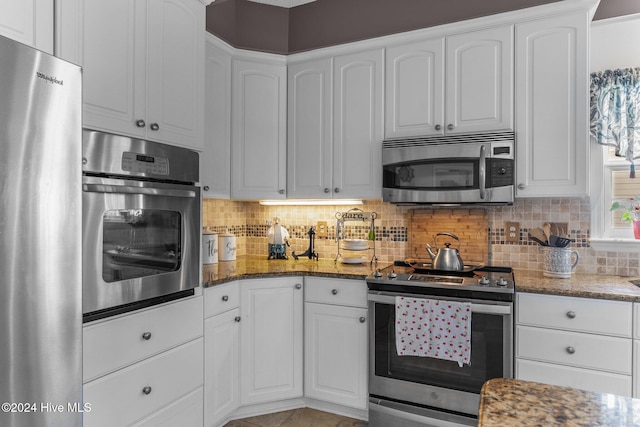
<box><xmin>331</xmin><ymin>289</ymin><xmax>338</xmax><ymax>295</ymax></box>
<box><xmin>222</xmin><ymin>295</ymin><xmax>229</xmax><ymax>302</ymax></box>
<box><xmin>566</xmin><ymin>346</ymin><xmax>576</xmax><ymax>354</ymax></box>
<box><xmin>566</xmin><ymin>311</ymin><xmax>576</xmax><ymax>319</ymax></box>
<box><xmin>142</xmin><ymin>386</ymin><xmax>152</xmax><ymax>395</ymax></box>
<box><xmin>359</xmin><ymin>317</ymin><xmax>366</xmax><ymax>323</ymax></box>
<box><xmin>142</xmin><ymin>332</ymin><xmax>152</xmax><ymax>341</ymax></box>
<box><xmin>234</xmin><ymin>316</ymin><xmax>241</xmax><ymax>322</ymax></box>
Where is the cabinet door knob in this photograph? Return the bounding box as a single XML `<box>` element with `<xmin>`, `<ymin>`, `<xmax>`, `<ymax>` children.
<box><xmin>359</xmin><ymin>317</ymin><xmax>366</xmax><ymax>323</ymax></box>
<box><xmin>517</xmin><ymin>183</ymin><xmax>526</xmax><ymax>190</ymax></box>
<box><xmin>295</xmin><ymin>283</ymin><xmax>302</xmax><ymax>290</ymax></box>
<box><xmin>150</xmin><ymin>123</ymin><xmax>160</xmax><ymax>131</ymax></box>
<box><xmin>566</xmin><ymin>311</ymin><xmax>576</xmax><ymax>319</ymax></box>
<box><xmin>279</xmin><ymin>189</ymin><xmax>286</xmax><ymax>195</ymax></box>
<box><xmin>142</xmin><ymin>386</ymin><xmax>152</xmax><ymax>395</ymax></box>
<box><xmin>136</xmin><ymin>119</ymin><xmax>146</xmax><ymax>128</ymax></box>
<box><xmin>435</xmin><ymin>124</ymin><xmax>441</xmax><ymax>131</ymax></box>
<box><xmin>222</xmin><ymin>295</ymin><xmax>229</xmax><ymax>302</ymax></box>
<box><xmin>142</xmin><ymin>332</ymin><xmax>152</xmax><ymax>341</ymax></box>
<box><xmin>331</xmin><ymin>289</ymin><xmax>338</xmax><ymax>295</ymax></box>
<box><xmin>203</xmin><ymin>185</ymin><xmax>210</xmax><ymax>191</ymax></box>
<box><xmin>566</xmin><ymin>346</ymin><xmax>576</xmax><ymax>354</ymax></box>
<box><xmin>447</xmin><ymin>124</ymin><xmax>454</xmax><ymax>131</ymax></box>
<box><xmin>324</xmin><ymin>188</ymin><xmax>330</xmax><ymax>193</ymax></box>
<box><xmin>234</xmin><ymin>316</ymin><xmax>241</xmax><ymax>322</ymax></box>
<box><xmin>334</xmin><ymin>188</ymin><xmax>340</xmax><ymax>193</ymax></box>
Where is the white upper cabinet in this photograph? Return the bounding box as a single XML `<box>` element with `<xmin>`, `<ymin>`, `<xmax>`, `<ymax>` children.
<box><xmin>231</xmin><ymin>57</ymin><xmax>287</xmax><ymax>200</ymax></box>
<box><xmin>287</xmin><ymin>58</ymin><xmax>333</xmax><ymax>199</ymax></box>
<box><xmin>1</xmin><ymin>0</ymin><xmax>52</xmax><ymax>53</ymax></box>
<box><xmin>385</xmin><ymin>38</ymin><xmax>444</xmax><ymax>139</ymax></box>
<box><xmin>288</xmin><ymin>49</ymin><xmax>383</xmax><ymax>200</ymax></box>
<box><xmin>515</xmin><ymin>12</ymin><xmax>589</xmax><ymax>197</ymax></box>
<box><xmin>56</xmin><ymin>0</ymin><xmax>205</xmax><ymax>151</ymax></box>
<box><xmin>385</xmin><ymin>26</ymin><xmax>513</xmax><ymax>139</ymax></box>
<box><xmin>201</xmin><ymin>37</ymin><xmax>232</xmax><ymax>198</ymax></box>
<box><xmin>333</xmin><ymin>49</ymin><xmax>384</xmax><ymax>199</ymax></box>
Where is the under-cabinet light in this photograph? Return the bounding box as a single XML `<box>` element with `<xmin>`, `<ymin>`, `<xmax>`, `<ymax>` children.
<box><xmin>258</xmin><ymin>199</ymin><xmax>363</xmax><ymax>206</ymax></box>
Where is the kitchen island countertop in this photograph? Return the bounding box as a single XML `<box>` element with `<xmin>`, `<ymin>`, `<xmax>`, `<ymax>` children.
<box><xmin>478</xmin><ymin>378</ymin><xmax>640</xmax><ymax>426</ymax></box>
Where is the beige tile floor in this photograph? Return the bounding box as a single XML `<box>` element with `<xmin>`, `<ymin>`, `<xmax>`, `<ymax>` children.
<box><xmin>223</xmin><ymin>408</ymin><xmax>367</xmax><ymax>427</ymax></box>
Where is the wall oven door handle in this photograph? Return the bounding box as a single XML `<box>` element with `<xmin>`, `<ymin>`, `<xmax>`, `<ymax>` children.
<box><xmin>368</xmin><ymin>293</ymin><xmax>511</xmax><ymax>315</ymax></box>
<box><xmin>83</xmin><ymin>184</ymin><xmax>197</xmax><ymax>198</ymax></box>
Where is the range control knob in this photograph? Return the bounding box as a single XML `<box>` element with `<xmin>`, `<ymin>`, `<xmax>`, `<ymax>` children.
<box><xmin>388</xmin><ymin>270</ymin><xmax>397</xmax><ymax>279</ymax></box>
<box><xmin>479</xmin><ymin>276</ymin><xmax>490</xmax><ymax>286</ymax></box>
<box><xmin>497</xmin><ymin>277</ymin><xmax>508</xmax><ymax>287</ymax></box>
<box><xmin>373</xmin><ymin>270</ymin><xmax>382</xmax><ymax>278</ymax></box>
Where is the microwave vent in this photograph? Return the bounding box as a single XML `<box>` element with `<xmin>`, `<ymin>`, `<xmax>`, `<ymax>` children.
<box><xmin>382</xmin><ymin>131</ymin><xmax>515</xmax><ymax>149</ymax></box>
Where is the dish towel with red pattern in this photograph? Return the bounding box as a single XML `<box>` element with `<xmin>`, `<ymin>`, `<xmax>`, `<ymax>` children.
<box><xmin>395</xmin><ymin>296</ymin><xmax>472</xmax><ymax>367</ymax></box>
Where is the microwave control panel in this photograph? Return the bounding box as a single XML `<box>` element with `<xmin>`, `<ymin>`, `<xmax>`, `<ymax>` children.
<box><xmin>121</xmin><ymin>152</ymin><xmax>170</xmax><ymax>176</ymax></box>
<box><xmin>487</xmin><ymin>158</ymin><xmax>514</xmax><ymax>188</ymax></box>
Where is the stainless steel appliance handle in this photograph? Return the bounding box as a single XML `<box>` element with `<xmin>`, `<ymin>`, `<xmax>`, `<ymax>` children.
<box><xmin>368</xmin><ymin>292</ymin><xmax>512</xmax><ymax>315</ymax></box>
<box><xmin>83</xmin><ymin>183</ymin><xmax>197</xmax><ymax>198</ymax></box>
<box><xmin>479</xmin><ymin>145</ymin><xmax>486</xmax><ymax>200</ymax></box>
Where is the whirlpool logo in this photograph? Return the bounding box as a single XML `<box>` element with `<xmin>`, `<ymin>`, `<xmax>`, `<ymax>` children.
<box><xmin>36</xmin><ymin>71</ymin><xmax>63</xmax><ymax>86</ymax></box>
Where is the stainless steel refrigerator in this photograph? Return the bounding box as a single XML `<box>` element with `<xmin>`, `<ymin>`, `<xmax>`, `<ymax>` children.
<box><xmin>0</xmin><ymin>36</ymin><xmax>82</xmax><ymax>426</ymax></box>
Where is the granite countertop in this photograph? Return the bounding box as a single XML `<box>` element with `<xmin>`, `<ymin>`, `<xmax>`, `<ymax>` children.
<box><xmin>202</xmin><ymin>256</ymin><xmax>640</xmax><ymax>302</ymax></box>
<box><xmin>514</xmin><ymin>269</ymin><xmax>640</xmax><ymax>302</ymax></box>
<box><xmin>202</xmin><ymin>255</ymin><xmax>375</xmax><ymax>287</ymax></box>
<box><xmin>478</xmin><ymin>378</ymin><xmax>640</xmax><ymax>426</ymax></box>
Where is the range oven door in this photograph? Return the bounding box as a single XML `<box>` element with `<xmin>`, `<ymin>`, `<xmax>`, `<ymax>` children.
<box><xmin>82</xmin><ymin>176</ymin><xmax>200</xmax><ymax>320</ymax></box>
<box><xmin>368</xmin><ymin>292</ymin><xmax>513</xmax><ymax>418</ymax></box>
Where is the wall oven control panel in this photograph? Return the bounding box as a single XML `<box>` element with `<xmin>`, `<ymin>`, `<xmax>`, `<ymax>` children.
<box><xmin>122</xmin><ymin>152</ymin><xmax>169</xmax><ymax>175</ymax></box>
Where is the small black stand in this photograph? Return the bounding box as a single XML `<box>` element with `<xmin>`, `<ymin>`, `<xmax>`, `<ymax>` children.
<box><xmin>293</xmin><ymin>227</ymin><xmax>318</xmax><ymax>261</ymax></box>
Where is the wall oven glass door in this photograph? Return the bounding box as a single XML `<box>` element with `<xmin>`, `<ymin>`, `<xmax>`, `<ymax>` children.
<box><xmin>368</xmin><ymin>292</ymin><xmax>512</xmax><ymax>417</ymax></box>
<box><xmin>83</xmin><ymin>176</ymin><xmax>200</xmax><ymax>319</ymax></box>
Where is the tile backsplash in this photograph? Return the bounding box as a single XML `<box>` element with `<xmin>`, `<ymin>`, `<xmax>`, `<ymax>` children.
<box><xmin>203</xmin><ymin>197</ymin><xmax>640</xmax><ymax>277</ymax></box>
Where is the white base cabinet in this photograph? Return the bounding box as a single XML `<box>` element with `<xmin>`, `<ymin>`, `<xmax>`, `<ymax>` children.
<box><xmin>304</xmin><ymin>277</ymin><xmax>368</xmax><ymax>409</ymax></box>
<box><xmin>82</xmin><ymin>297</ymin><xmax>204</xmax><ymax>426</ymax></box>
<box><xmin>239</xmin><ymin>277</ymin><xmax>304</xmax><ymax>405</ymax></box>
<box><xmin>515</xmin><ymin>293</ymin><xmax>633</xmax><ymax>396</ymax></box>
<box><xmin>204</xmin><ymin>282</ymin><xmax>240</xmax><ymax>427</ymax></box>
<box><xmin>1</xmin><ymin>0</ymin><xmax>52</xmax><ymax>53</ymax></box>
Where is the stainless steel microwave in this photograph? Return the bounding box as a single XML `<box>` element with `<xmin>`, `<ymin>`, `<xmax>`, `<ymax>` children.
<box><xmin>382</xmin><ymin>132</ymin><xmax>515</xmax><ymax>205</ymax></box>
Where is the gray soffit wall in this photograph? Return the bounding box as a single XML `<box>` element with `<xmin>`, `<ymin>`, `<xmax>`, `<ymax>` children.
<box><xmin>206</xmin><ymin>0</ymin><xmax>640</xmax><ymax>55</ymax></box>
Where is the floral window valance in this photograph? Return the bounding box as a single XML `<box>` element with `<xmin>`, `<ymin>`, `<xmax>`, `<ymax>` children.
<box><xmin>590</xmin><ymin>67</ymin><xmax>640</xmax><ymax>176</ymax></box>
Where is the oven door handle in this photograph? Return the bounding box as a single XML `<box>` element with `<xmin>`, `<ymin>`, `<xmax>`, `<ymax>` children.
<box><xmin>368</xmin><ymin>293</ymin><xmax>512</xmax><ymax>315</ymax></box>
<box><xmin>83</xmin><ymin>184</ymin><xmax>197</xmax><ymax>198</ymax></box>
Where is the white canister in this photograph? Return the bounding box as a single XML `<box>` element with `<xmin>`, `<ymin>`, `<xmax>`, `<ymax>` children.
<box><xmin>202</xmin><ymin>233</ymin><xmax>218</xmax><ymax>264</ymax></box>
<box><xmin>219</xmin><ymin>231</ymin><xmax>237</xmax><ymax>261</ymax></box>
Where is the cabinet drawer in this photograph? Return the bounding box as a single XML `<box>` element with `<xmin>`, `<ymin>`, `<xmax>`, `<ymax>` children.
<box><xmin>83</xmin><ymin>297</ymin><xmax>203</xmax><ymax>382</ymax></box>
<box><xmin>84</xmin><ymin>338</ymin><xmax>203</xmax><ymax>427</ymax></box>
<box><xmin>516</xmin><ymin>358</ymin><xmax>632</xmax><ymax>396</ymax></box>
<box><xmin>517</xmin><ymin>293</ymin><xmax>632</xmax><ymax>337</ymax></box>
<box><xmin>304</xmin><ymin>277</ymin><xmax>367</xmax><ymax>308</ymax></box>
<box><xmin>517</xmin><ymin>325</ymin><xmax>632</xmax><ymax>375</ymax></box>
<box><xmin>204</xmin><ymin>281</ymin><xmax>239</xmax><ymax>318</ymax></box>
<box><xmin>132</xmin><ymin>387</ymin><xmax>203</xmax><ymax>427</ymax></box>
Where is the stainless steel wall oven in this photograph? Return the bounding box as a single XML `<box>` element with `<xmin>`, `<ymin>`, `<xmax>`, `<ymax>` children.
<box><xmin>367</xmin><ymin>263</ymin><xmax>514</xmax><ymax>426</ymax></box>
<box><xmin>82</xmin><ymin>130</ymin><xmax>201</xmax><ymax>322</ymax></box>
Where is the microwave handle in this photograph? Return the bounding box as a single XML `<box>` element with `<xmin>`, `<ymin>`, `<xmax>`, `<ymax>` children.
<box><xmin>479</xmin><ymin>145</ymin><xmax>486</xmax><ymax>200</ymax></box>
<box><xmin>83</xmin><ymin>183</ymin><xmax>197</xmax><ymax>198</ymax></box>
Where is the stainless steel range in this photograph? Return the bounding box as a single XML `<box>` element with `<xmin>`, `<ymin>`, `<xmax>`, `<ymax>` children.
<box><xmin>366</xmin><ymin>261</ymin><xmax>514</xmax><ymax>427</ymax></box>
